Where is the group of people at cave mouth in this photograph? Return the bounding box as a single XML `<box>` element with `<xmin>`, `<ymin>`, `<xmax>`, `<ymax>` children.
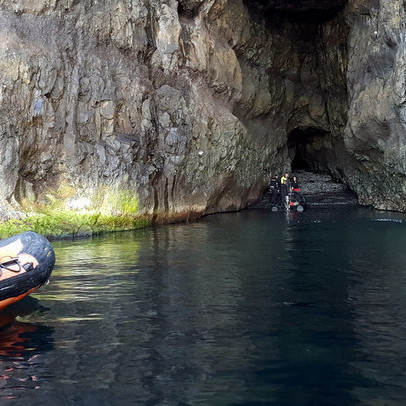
<box><xmin>268</xmin><ymin>172</ymin><xmax>301</xmax><ymax>209</ymax></box>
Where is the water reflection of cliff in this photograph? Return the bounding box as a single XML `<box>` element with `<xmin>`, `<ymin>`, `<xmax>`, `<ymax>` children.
<box><xmin>345</xmin><ymin>215</ymin><xmax>406</xmax><ymax>403</ymax></box>
<box><xmin>41</xmin><ymin>217</ymin><xmax>254</xmax><ymax>403</ymax></box>
<box><xmin>47</xmin><ymin>211</ymin><xmax>350</xmax><ymax>404</ymax></box>
<box><xmin>24</xmin><ymin>209</ymin><xmax>406</xmax><ymax>404</ymax></box>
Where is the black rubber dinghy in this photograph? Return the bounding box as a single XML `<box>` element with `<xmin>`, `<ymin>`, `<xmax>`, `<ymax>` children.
<box><xmin>0</xmin><ymin>231</ymin><xmax>55</xmax><ymax>311</ymax></box>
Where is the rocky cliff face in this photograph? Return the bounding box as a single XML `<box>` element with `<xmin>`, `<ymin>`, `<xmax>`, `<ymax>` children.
<box><xmin>343</xmin><ymin>0</ymin><xmax>406</xmax><ymax>210</ymax></box>
<box><xmin>0</xmin><ymin>0</ymin><xmax>405</xmax><ymax>220</ymax></box>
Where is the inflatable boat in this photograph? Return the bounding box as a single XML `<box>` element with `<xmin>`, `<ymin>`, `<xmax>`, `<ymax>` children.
<box><xmin>270</xmin><ymin>189</ymin><xmax>307</xmax><ymax>212</ymax></box>
<box><xmin>0</xmin><ymin>231</ymin><xmax>55</xmax><ymax>312</ymax></box>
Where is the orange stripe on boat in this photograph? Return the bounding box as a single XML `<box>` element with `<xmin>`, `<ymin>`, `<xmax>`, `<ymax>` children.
<box><xmin>0</xmin><ymin>287</ymin><xmax>40</xmax><ymax>312</ymax></box>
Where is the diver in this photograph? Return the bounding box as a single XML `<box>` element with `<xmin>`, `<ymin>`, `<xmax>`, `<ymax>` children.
<box><xmin>291</xmin><ymin>176</ymin><xmax>299</xmax><ymax>191</ymax></box>
<box><xmin>280</xmin><ymin>172</ymin><xmax>291</xmax><ymax>210</ymax></box>
<box><xmin>269</xmin><ymin>175</ymin><xmax>280</xmax><ymax>206</ymax></box>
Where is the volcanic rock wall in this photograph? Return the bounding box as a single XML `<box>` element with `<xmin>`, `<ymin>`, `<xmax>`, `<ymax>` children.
<box><xmin>0</xmin><ymin>0</ymin><xmax>405</xmax><ymax>219</ymax></box>
<box><xmin>344</xmin><ymin>0</ymin><xmax>406</xmax><ymax>210</ymax></box>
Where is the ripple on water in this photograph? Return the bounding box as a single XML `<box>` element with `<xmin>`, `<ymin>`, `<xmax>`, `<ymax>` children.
<box><xmin>0</xmin><ymin>208</ymin><xmax>405</xmax><ymax>405</ymax></box>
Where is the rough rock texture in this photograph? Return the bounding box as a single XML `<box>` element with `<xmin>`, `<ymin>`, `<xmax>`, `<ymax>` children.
<box><xmin>252</xmin><ymin>170</ymin><xmax>359</xmax><ymax>209</ymax></box>
<box><xmin>0</xmin><ymin>0</ymin><xmax>405</xmax><ymax>220</ymax></box>
<box><xmin>342</xmin><ymin>0</ymin><xmax>406</xmax><ymax>210</ymax></box>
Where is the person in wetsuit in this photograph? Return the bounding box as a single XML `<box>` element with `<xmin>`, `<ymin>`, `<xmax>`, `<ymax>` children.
<box><xmin>289</xmin><ymin>175</ymin><xmax>306</xmax><ymax>210</ymax></box>
<box><xmin>280</xmin><ymin>172</ymin><xmax>290</xmax><ymax>209</ymax></box>
<box><xmin>291</xmin><ymin>176</ymin><xmax>299</xmax><ymax>191</ymax></box>
<box><xmin>269</xmin><ymin>175</ymin><xmax>280</xmax><ymax>206</ymax></box>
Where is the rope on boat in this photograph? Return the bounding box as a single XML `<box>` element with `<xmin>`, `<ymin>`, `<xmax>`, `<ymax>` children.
<box><xmin>0</xmin><ymin>256</ymin><xmax>35</xmax><ymax>276</ymax></box>
<box><xmin>0</xmin><ymin>256</ymin><xmax>23</xmax><ymax>274</ymax></box>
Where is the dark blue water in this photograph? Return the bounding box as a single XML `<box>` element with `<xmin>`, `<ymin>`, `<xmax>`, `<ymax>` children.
<box><xmin>0</xmin><ymin>207</ymin><xmax>406</xmax><ymax>405</ymax></box>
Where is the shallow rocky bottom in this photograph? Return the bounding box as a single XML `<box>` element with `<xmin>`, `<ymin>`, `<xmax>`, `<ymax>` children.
<box><xmin>252</xmin><ymin>170</ymin><xmax>359</xmax><ymax>209</ymax></box>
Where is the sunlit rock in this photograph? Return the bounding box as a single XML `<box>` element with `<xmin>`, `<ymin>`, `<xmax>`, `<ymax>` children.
<box><xmin>0</xmin><ymin>0</ymin><xmax>405</xmax><ymax>221</ymax></box>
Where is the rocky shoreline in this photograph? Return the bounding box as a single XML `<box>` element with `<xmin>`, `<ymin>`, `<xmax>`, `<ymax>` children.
<box><xmin>252</xmin><ymin>170</ymin><xmax>359</xmax><ymax>209</ymax></box>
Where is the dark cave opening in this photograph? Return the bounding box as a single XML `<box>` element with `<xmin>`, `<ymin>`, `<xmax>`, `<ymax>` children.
<box><xmin>243</xmin><ymin>0</ymin><xmax>347</xmax><ymax>24</ymax></box>
<box><xmin>288</xmin><ymin>127</ymin><xmax>332</xmax><ymax>172</ymax></box>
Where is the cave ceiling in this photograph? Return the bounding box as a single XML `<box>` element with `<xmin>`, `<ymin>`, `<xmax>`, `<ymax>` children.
<box><xmin>243</xmin><ymin>0</ymin><xmax>348</xmax><ymax>22</ymax></box>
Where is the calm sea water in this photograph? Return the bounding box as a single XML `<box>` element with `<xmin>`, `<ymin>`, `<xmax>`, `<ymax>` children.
<box><xmin>0</xmin><ymin>207</ymin><xmax>406</xmax><ymax>405</ymax></box>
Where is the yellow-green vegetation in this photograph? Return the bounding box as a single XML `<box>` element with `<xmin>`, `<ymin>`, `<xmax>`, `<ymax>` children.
<box><xmin>0</xmin><ymin>186</ymin><xmax>151</xmax><ymax>239</ymax></box>
<box><xmin>99</xmin><ymin>188</ymin><xmax>140</xmax><ymax>215</ymax></box>
<box><xmin>0</xmin><ymin>210</ymin><xmax>151</xmax><ymax>240</ymax></box>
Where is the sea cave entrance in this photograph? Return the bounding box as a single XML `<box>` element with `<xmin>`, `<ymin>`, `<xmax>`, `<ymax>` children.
<box><xmin>288</xmin><ymin>127</ymin><xmax>333</xmax><ymax>173</ymax></box>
